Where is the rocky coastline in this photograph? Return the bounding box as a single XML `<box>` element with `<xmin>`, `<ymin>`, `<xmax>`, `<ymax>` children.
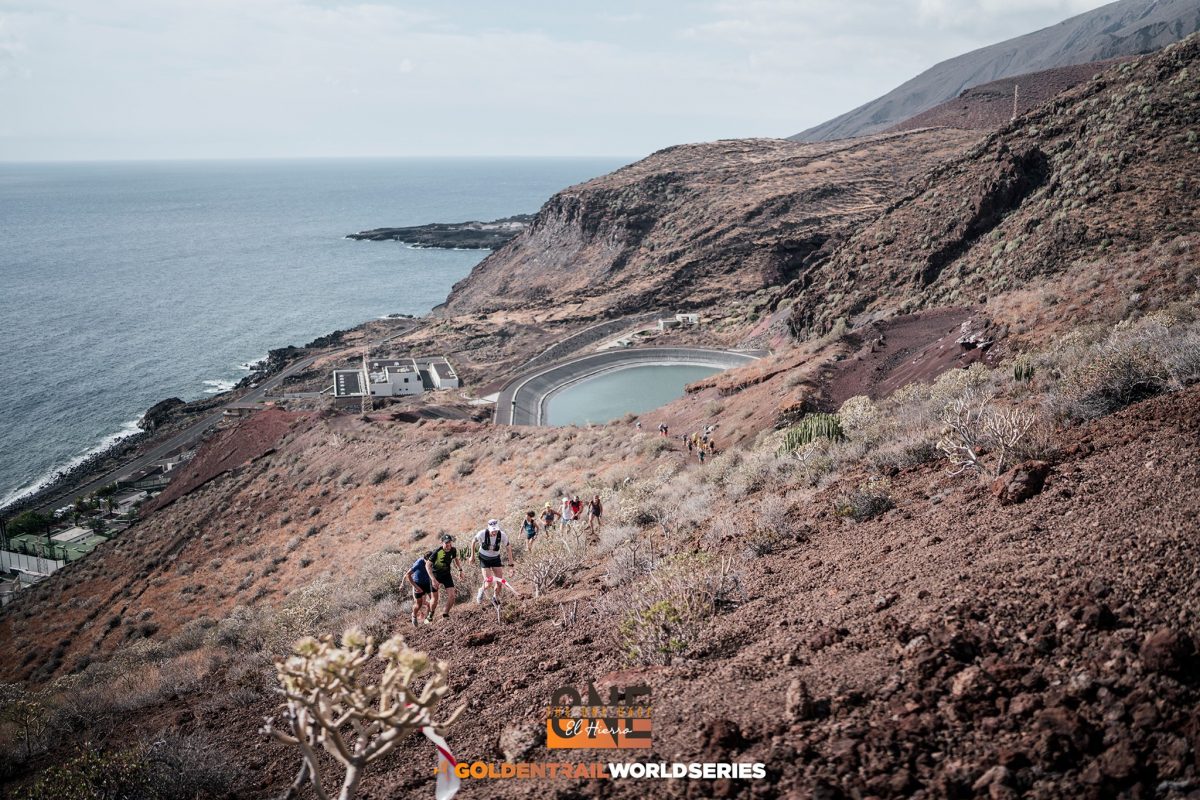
<box><xmin>346</xmin><ymin>214</ymin><xmax>533</xmax><ymax>249</ymax></box>
<box><xmin>0</xmin><ymin>328</ymin><xmax>351</xmax><ymax>519</ymax></box>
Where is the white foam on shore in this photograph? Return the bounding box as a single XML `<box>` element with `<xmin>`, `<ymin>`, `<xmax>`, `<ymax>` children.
<box><xmin>0</xmin><ymin>418</ymin><xmax>144</xmax><ymax>511</ymax></box>
<box><xmin>238</xmin><ymin>356</ymin><xmax>266</xmax><ymax>371</ymax></box>
<box><xmin>202</xmin><ymin>378</ymin><xmax>237</xmax><ymax>394</ymax></box>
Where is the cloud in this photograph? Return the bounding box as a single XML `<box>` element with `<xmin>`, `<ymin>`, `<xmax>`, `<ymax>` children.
<box><xmin>0</xmin><ymin>0</ymin><xmax>1119</xmax><ymax>160</ymax></box>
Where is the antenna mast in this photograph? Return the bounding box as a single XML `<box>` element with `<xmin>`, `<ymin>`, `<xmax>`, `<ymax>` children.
<box><xmin>361</xmin><ymin>339</ymin><xmax>373</xmax><ymax>415</ymax></box>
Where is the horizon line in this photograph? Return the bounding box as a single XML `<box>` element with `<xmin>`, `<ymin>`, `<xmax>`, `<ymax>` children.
<box><xmin>0</xmin><ymin>153</ymin><xmax>643</xmax><ymax>167</ymax></box>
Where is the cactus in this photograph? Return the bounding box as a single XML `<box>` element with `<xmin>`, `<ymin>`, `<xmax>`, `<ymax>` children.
<box><xmin>778</xmin><ymin>413</ymin><xmax>844</xmax><ymax>454</ymax></box>
<box><xmin>1013</xmin><ymin>362</ymin><xmax>1035</xmax><ymax>383</ymax></box>
<box><xmin>263</xmin><ymin>628</ymin><xmax>463</xmax><ymax>800</ymax></box>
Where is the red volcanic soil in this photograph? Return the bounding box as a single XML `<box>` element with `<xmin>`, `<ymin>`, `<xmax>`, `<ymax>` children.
<box><xmin>143</xmin><ymin>409</ymin><xmax>310</xmax><ymax>514</ymax></box>
<box><xmin>818</xmin><ymin>308</ymin><xmax>1000</xmax><ymax>409</ymax></box>
<box><xmin>890</xmin><ymin>58</ymin><xmax>1133</xmax><ymax>133</ymax></box>
<box><xmin>90</xmin><ymin>384</ymin><xmax>1200</xmax><ymax>800</ymax></box>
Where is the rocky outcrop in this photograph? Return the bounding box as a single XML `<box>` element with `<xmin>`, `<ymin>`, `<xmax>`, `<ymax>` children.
<box><xmin>141</xmin><ymin>398</ymin><xmax>185</xmax><ymax>431</ymax></box>
<box><xmin>347</xmin><ymin>215</ymin><xmax>533</xmax><ymax>249</ymax></box>
<box><xmin>788</xmin><ymin>36</ymin><xmax>1200</xmax><ymax>341</ymax></box>
<box><xmin>439</xmin><ymin>131</ymin><xmax>980</xmax><ymax>319</ymax></box>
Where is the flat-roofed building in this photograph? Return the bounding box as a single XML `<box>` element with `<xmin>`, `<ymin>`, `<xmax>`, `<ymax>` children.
<box><xmin>331</xmin><ymin>356</ymin><xmax>459</xmax><ymax>408</ymax></box>
<box><xmin>428</xmin><ymin>358</ymin><xmax>460</xmax><ymax>389</ymax></box>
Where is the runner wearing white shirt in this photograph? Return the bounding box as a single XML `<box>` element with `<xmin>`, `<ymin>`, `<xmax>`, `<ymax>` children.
<box><xmin>472</xmin><ymin>518</ymin><xmax>515</xmax><ymax>605</ymax></box>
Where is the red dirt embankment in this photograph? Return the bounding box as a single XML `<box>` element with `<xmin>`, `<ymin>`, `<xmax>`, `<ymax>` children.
<box><xmin>143</xmin><ymin>409</ymin><xmax>309</xmax><ymax>515</ymax></box>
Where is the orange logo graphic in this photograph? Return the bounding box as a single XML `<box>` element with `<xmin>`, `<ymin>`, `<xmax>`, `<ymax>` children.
<box><xmin>546</xmin><ymin>683</ymin><xmax>651</xmax><ymax>749</ymax></box>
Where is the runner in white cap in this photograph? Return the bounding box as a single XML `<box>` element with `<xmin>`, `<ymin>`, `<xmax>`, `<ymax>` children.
<box><xmin>472</xmin><ymin>518</ymin><xmax>515</xmax><ymax>605</ymax></box>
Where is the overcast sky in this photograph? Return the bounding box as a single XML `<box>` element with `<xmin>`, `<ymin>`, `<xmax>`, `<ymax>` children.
<box><xmin>0</xmin><ymin>0</ymin><xmax>1111</xmax><ymax>161</ymax></box>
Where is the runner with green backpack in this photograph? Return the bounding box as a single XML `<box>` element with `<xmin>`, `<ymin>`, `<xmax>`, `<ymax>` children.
<box><xmin>425</xmin><ymin>533</ymin><xmax>465</xmax><ymax>621</ymax></box>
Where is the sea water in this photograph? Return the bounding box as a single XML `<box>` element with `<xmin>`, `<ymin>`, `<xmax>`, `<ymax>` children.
<box><xmin>0</xmin><ymin>157</ymin><xmax>625</xmax><ymax>507</ymax></box>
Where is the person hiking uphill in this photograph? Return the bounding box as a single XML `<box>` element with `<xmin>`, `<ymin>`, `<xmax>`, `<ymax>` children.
<box><xmin>586</xmin><ymin>494</ymin><xmax>603</xmax><ymax>536</ymax></box>
<box><xmin>473</xmin><ymin>519</ymin><xmax>516</xmax><ymax>605</ymax></box>
<box><xmin>559</xmin><ymin>495</ymin><xmax>575</xmax><ymax>530</ymax></box>
<box><xmin>425</xmin><ymin>534</ymin><xmax>465</xmax><ymax>622</ymax></box>
<box><xmin>404</xmin><ymin>550</ymin><xmax>434</xmax><ymax>626</ymax></box>
<box><xmin>540</xmin><ymin>502</ymin><xmax>559</xmax><ymax>534</ymax></box>
<box><xmin>522</xmin><ymin>510</ymin><xmax>539</xmax><ymax>552</ymax></box>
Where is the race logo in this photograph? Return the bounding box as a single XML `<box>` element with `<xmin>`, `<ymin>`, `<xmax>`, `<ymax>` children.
<box><xmin>546</xmin><ymin>683</ymin><xmax>652</xmax><ymax>749</ymax></box>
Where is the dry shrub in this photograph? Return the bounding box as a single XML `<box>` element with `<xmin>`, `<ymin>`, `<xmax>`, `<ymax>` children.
<box><xmin>835</xmin><ymin>478</ymin><xmax>894</xmax><ymax>522</ymax></box>
<box><xmin>518</xmin><ymin>528</ymin><xmax>586</xmax><ymax>597</ymax></box>
<box><xmin>937</xmin><ymin>393</ymin><xmax>1035</xmax><ymax>477</ymax></box>
<box><xmin>596</xmin><ymin>523</ymin><xmax>638</xmax><ymax>555</ymax></box>
<box><xmin>604</xmin><ymin>534</ymin><xmax>659</xmax><ymax>588</ymax></box>
<box><xmin>1054</xmin><ymin>326</ymin><xmax>1169</xmax><ymax>420</ymax></box>
<box><xmin>73</xmin><ymin>649</ymin><xmax>218</xmax><ymax>716</ymax></box>
<box><xmin>607</xmin><ymin>556</ymin><xmax>739</xmax><ymax>666</ymax></box>
<box><xmin>722</xmin><ymin>449</ymin><xmax>790</xmax><ymax>500</ymax></box>
<box><xmin>742</xmin><ymin>496</ymin><xmax>798</xmax><ymax>556</ymax></box>
<box><xmin>1046</xmin><ymin>316</ymin><xmax>1200</xmax><ymax>421</ymax></box>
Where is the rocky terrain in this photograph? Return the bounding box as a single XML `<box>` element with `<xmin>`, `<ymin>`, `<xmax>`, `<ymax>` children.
<box><xmin>787</xmin><ymin>36</ymin><xmax>1200</xmax><ymax>344</ymax></box>
<box><xmin>792</xmin><ymin>0</ymin><xmax>1200</xmax><ymax>141</ymax></box>
<box><xmin>439</xmin><ymin>131</ymin><xmax>980</xmax><ymax>320</ymax></box>
<box><xmin>347</xmin><ymin>215</ymin><xmax>534</xmax><ymax>250</ymax></box>
<box><xmin>889</xmin><ymin>58</ymin><xmax>1134</xmax><ymax>134</ymax></box>
<box><xmin>3</xmin><ymin>29</ymin><xmax>1200</xmax><ymax>800</ymax></box>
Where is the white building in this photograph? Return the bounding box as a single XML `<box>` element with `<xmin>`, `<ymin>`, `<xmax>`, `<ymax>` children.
<box><xmin>332</xmin><ymin>356</ymin><xmax>459</xmax><ymax>407</ymax></box>
<box><xmin>675</xmin><ymin>313</ymin><xmax>701</xmax><ymax>325</ymax></box>
<box><xmin>427</xmin><ymin>358</ymin><xmax>460</xmax><ymax>389</ymax></box>
<box><xmin>366</xmin><ymin>359</ymin><xmax>423</xmax><ymax>397</ymax></box>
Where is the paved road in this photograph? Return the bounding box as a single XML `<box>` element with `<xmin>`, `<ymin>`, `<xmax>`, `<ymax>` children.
<box><xmin>495</xmin><ymin>347</ymin><xmax>763</xmax><ymax>426</ymax></box>
<box><xmin>30</xmin><ymin>353</ymin><xmax>321</xmax><ymax>516</ymax></box>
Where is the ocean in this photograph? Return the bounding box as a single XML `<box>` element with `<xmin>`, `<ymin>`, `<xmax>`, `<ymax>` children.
<box><xmin>0</xmin><ymin>157</ymin><xmax>626</xmax><ymax>508</ymax></box>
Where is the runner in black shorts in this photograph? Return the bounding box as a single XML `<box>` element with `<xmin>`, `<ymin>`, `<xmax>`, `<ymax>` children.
<box><xmin>405</xmin><ymin>550</ymin><xmax>434</xmax><ymax>626</ymax></box>
<box><xmin>472</xmin><ymin>519</ymin><xmax>515</xmax><ymax>605</ymax></box>
<box><xmin>426</xmin><ymin>534</ymin><xmax>464</xmax><ymax>621</ymax></box>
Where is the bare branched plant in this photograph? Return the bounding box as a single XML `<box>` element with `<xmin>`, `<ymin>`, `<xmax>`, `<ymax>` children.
<box><xmin>262</xmin><ymin>628</ymin><xmax>463</xmax><ymax>800</ymax></box>
<box><xmin>520</xmin><ymin>527</ymin><xmax>585</xmax><ymax>598</ymax></box>
<box><xmin>937</xmin><ymin>392</ymin><xmax>1035</xmax><ymax>478</ymax></box>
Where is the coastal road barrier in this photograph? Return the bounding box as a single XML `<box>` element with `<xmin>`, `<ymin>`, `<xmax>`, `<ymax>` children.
<box><xmin>497</xmin><ymin>347</ymin><xmax>762</xmax><ymax>426</ymax></box>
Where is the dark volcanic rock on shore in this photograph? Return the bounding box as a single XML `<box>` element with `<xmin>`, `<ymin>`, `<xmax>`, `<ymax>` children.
<box><xmin>347</xmin><ymin>214</ymin><xmax>534</xmax><ymax>249</ymax></box>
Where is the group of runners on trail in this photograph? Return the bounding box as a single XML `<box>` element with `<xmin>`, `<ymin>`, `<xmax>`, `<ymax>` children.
<box><xmin>403</xmin><ymin>495</ymin><xmax>602</xmax><ymax>624</ymax></box>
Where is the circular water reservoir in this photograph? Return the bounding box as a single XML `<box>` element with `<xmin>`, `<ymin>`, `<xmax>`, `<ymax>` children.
<box><xmin>544</xmin><ymin>364</ymin><xmax>721</xmax><ymax>426</ymax></box>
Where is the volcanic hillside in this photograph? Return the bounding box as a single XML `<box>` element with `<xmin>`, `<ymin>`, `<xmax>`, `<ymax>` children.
<box><xmin>438</xmin><ymin>130</ymin><xmax>979</xmax><ymax>319</ymax></box>
<box><xmin>3</xmin><ymin>30</ymin><xmax>1200</xmax><ymax>800</ymax></box>
<box><xmin>889</xmin><ymin>58</ymin><xmax>1135</xmax><ymax>134</ymax></box>
<box><xmin>788</xmin><ymin>35</ymin><xmax>1200</xmax><ymax>344</ymax></box>
<box><xmin>791</xmin><ymin>0</ymin><xmax>1200</xmax><ymax>141</ymax></box>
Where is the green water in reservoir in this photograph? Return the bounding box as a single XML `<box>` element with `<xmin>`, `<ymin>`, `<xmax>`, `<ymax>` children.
<box><xmin>545</xmin><ymin>364</ymin><xmax>722</xmax><ymax>426</ymax></box>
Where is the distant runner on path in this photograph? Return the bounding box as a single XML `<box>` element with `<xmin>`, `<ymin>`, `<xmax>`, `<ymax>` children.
<box><xmin>522</xmin><ymin>510</ymin><xmax>539</xmax><ymax>551</ymax></box>
<box><xmin>587</xmin><ymin>494</ymin><xmax>603</xmax><ymax>536</ymax></box>
<box><xmin>473</xmin><ymin>519</ymin><xmax>516</xmax><ymax>605</ymax></box>
<box><xmin>540</xmin><ymin>502</ymin><xmax>560</xmax><ymax>534</ymax></box>
<box><xmin>426</xmin><ymin>534</ymin><xmax>465</xmax><ymax>622</ymax></box>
